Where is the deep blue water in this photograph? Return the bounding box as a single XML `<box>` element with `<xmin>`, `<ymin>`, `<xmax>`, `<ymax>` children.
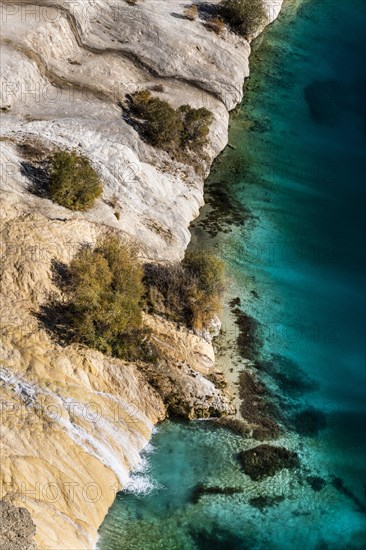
<box><xmin>98</xmin><ymin>1</ymin><xmax>366</xmax><ymax>548</ymax></box>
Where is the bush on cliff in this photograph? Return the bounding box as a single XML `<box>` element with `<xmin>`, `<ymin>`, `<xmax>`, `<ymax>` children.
<box><xmin>128</xmin><ymin>91</ymin><xmax>213</xmax><ymax>156</ymax></box>
<box><xmin>178</xmin><ymin>105</ymin><xmax>214</xmax><ymax>150</ymax></box>
<box><xmin>129</xmin><ymin>91</ymin><xmax>183</xmax><ymax>150</ymax></box>
<box><xmin>144</xmin><ymin>251</ymin><xmax>225</xmax><ymax>331</ymax></box>
<box><xmin>183</xmin><ymin>250</ymin><xmax>225</xmax><ymax>329</ymax></box>
<box><xmin>220</xmin><ymin>0</ymin><xmax>267</xmax><ymax>39</ymax></box>
<box><xmin>48</xmin><ymin>151</ymin><xmax>103</xmax><ymax>211</ymax></box>
<box><xmin>67</xmin><ymin>235</ymin><xmax>154</xmax><ymax>361</ymax></box>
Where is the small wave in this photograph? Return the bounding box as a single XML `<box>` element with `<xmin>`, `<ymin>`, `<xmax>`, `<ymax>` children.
<box><xmin>123</xmin><ymin>474</ymin><xmax>160</xmax><ymax>496</ymax></box>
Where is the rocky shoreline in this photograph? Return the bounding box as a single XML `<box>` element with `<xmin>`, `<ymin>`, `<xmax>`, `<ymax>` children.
<box><xmin>0</xmin><ymin>1</ymin><xmax>283</xmax><ymax>548</ymax></box>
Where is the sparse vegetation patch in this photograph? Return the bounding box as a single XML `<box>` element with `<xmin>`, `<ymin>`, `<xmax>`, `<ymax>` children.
<box><xmin>144</xmin><ymin>250</ymin><xmax>225</xmax><ymax>331</ymax></box>
<box><xmin>127</xmin><ymin>91</ymin><xmax>213</xmax><ymax>163</ymax></box>
<box><xmin>220</xmin><ymin>0</ymin><xmax>267</xmax><ymax>39</ymax></box>
<box><xmin>48</xmin><ymin>151</ymin><xmax>103</xmax><ymax>211</ymax></box>
<box><xmin>48</xmin><ymin>235</ymin><xmax>157</xmax><ymax>362</ymax></box>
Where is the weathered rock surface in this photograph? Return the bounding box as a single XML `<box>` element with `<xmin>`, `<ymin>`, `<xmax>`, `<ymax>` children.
<box><xmin>0</xmin><ymin>201</ymin><xmax>232</xmax><ymax>548</ymax></box>
<box><xmin>0</xmin><ymin>501</ymin><xmax>37</xmax><ymax>550</ymax></box>
<box><xmin>143</xmin><ymin>315</ymin><xmax>234</xmax><ymax>419</ymax></box>
<box><xmin>0</xmin><ymin>1</ymin><xmax>283</xmax><ymax>548</ymax></box>
<box><xmin>0</xmin><ymin>0</ymin><xmax>282</xmax><ymax>261</ymax></box>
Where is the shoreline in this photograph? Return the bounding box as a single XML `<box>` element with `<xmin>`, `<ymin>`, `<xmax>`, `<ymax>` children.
<box><xmin>0</xmin><ymin>2</ymin><xmax>285</xmax><ymax>548</ymax></box>
<box><xmin>96</xmin><ymin>1</ymin><xmax>287</xmax><ymax>545</ymax></box>
<box><xmin>98</xmin><ymin>0</ymin><xmax>366</xmax><ymax>547</ymax></box>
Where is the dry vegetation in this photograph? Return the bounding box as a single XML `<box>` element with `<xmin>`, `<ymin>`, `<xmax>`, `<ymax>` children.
<box><xmin>48</xmin><ymin>151</ymin><xmax>103</xmax><ymax>211</ymax></box>
<box><xmin>144</xmin><ymin>251</ymin><xmax>225</xmax><ymax>331</ymax></box>
<box><xmin>184</xmin><ymin>5</ymin><xmax>198</xmax><ymax>21</ymax></box>
<box><xmin>220</xmin><ymin>0</ymin><xmax>267</xmax><ymax>39</ymax></box>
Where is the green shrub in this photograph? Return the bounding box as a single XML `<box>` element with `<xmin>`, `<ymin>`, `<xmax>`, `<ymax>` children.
<box><xmin>178</xmin><ymin>105</ymin><xmax>213</xmax><ymax>149</ymax></box>
<box><xmin>129</xmin><ymin>91</ymin><xmax>213</xmax><ymax>156</ymax></box>
<box><xmin>183</xmin><ymin>251</ymin><xmax>225</xmax><ymax>330</ymax></box>
<box><xmin>143</xmin><ymin>98</ymin><xmax>183</xmax><ymax>149</ymax></box>
<box><xmin>144</xmin><ymin>251</ymin><xmax>225</xmax><ymax>331</ymax></box>
<box><xmin>67</xmin><ymin>235</ymin><xmax>152</xmax><ymax>361</ymax></box>
<box><xmin>130</xmin><ymin>91</ymin><xmax>183</xmax><ymax>149</ymax></box>
<box><xmin>48</xmin><ymin>151</ymin><xmax>103</xmax><ymax>211</ymax></box>
<box><xmin>220</xmin><ymin>0</ymin><xmax>266</xmax><ymax>39</ymax></box>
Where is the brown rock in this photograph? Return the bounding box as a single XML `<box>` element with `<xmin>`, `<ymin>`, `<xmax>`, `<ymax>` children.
<box><xmin>0</xmin><ymin>501</ymin><xmax>37</xmax><ymax>550</ymax></box>
<box><xmin>238</xmin><ymin>445</ymin><xmax>300</xmax><ymax>481</ymax></box>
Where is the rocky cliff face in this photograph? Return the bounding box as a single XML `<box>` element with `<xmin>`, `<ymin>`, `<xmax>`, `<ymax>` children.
<box><xmin>0</xmin><ymin>501</ymin><xmax>37</xmax><ymax>550</ymax></box>
<box><xmin>0</xmin><ymin>1</ymin><xmax>283</xmax><ymax>548</ymax></box>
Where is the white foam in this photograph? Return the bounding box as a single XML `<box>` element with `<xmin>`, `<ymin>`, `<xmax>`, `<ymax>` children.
<box><xmin>123</xmin><ymin>474</ymin><xmax>160</xmax><ymax>495</ymax></box>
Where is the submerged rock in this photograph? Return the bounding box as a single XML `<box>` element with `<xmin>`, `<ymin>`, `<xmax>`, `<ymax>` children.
<box><xmin>291</xmin><ymin>407</ymin><xmax>327</xmax><ymax>437</ymax></box>
<box><xmin>190</xmin><ymin>525</ymin><xmax>246</xmax><ymax>550</ymax></box>
<box><xmin>191</xmin><ymin>484</ymin><xmax>242</xmax><ymax>504</ymax></box>
<box><xmin>306</xmin><ymin>476</ymin><xmax>326</xmax><ymax>492</ymax></box>
<box><xmin>238</xmin><ymin>371</ymin><xmax>281</xmax><ymax>440</ymax></box>
<box><xmin>331</xmin><ymin>476</ymin><xmax>366</xmax><ymax>515</ymax></box>
<box><xmin>249</xmin><ymin>494</ymin><xmax>285</xmax><ymax>511</ymax></box>
<box><xmin>238</xmin><ymin>445</ymin><xmax>300</xmax><ymax>481</ymax></box>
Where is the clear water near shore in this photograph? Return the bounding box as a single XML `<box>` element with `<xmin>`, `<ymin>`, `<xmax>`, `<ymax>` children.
<box><xmin>98</xmin><ymin>1</ymin><xmax>366</xmax><ymax>548</ymax></box>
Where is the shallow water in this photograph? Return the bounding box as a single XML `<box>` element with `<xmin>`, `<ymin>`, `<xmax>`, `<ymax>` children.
<box><xmin>98</xmin><ymin>1</ymin><xmax>366</xmax><ymax>548</ymax></box>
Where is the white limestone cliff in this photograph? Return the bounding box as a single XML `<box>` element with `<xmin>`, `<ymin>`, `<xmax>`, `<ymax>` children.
<box><xmin>0</xmin><ymin>1</ymin><xmax>283</xmax><ymax>548</ymax></box>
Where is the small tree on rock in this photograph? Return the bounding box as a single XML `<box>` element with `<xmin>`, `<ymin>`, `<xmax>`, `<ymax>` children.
<box><xmin>220</xmin><ymin>0</ymin><xmax>267</xmax><ymax>39</ymax></box>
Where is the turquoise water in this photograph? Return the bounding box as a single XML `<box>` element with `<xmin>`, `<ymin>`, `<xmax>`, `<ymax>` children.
<box><xmin>98</xmin><ymin>1</ymin><xmax>366</xmax><ymax>548</ymax></box>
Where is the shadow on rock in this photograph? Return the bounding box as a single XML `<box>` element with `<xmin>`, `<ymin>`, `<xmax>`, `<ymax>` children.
<box><xmin>21</xmin><ymin>160</ymin><xmax>50</xmax><ymax>198</ymax></box>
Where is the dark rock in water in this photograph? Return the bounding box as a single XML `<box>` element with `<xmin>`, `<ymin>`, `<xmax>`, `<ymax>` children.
<box><xmin>238</xmin><ymin>445</ymin><xmax>300</xmax><ymax>481</ymax></box>
<box><xmin>306</xmin><ymin>476</ymin><xmax>326</xmax><ymax>492</ymax></box>
<box><xmin>331</xmin><ymin>476</ymin><xmax>366</xmax><ymax>515</ymax></box>
<box><xmin>197</xmin><ymin>179</ymin><xmax>250</xmax><ymax>238</ymax></box>
<box><xmin>190</xmin><ymin>525</ymin><xmax>247</xmax><ymax>550</ymax></box>
<box><xmin>291</xmin><ymin>407</ymin><xmax>327</xmax><ymax>437</ymax></box>
<box><xmin>191</xmin><ymin>484</ymin><xmax>242</xmax><ymax>504</ymax></box>
<box><xmin>232</xmin><ymin>307</ymin><xmax>261</xmax><ymax>361</ymax></box>
<box><xmin>229</xmin><ymin>296</ymin><xmax>241</xmax><ymax>309</ymax></box>
<box><xmin>251</xmin><ymin>423</ymin><xmax>279</xmax><ymax>441</ymax></box>
<box><xmin>239</xmin><ymin>371</ymin><xmax>281</xmax><ymax>440</ymax></box>
<box><xmin>248</xmin><ymin>118</ymin><xmax>272</xmax><ymax>133</ymax></box>
<box><xmin>255</xmin><ymin>354</ymin><xmax>318</xmax><ymax>397</ymax></box>
<box><xmin>215</xmin><ymin>417</ymin><xmax>250</xmax><ymax>437</ymax></box>
<box><xmin>0</xmin><ymin>501</ymin><xmax>37</xmax><ymax>549</ymax></box>
<box><xmin>249</xmin><ymin>494</ymin><xmax>285</xmax><ymax>511</ymax></box>
<box><xmin>304</xmin><ymin>79</ymin><xmax>343</xmax><ymax>126</ymax></box>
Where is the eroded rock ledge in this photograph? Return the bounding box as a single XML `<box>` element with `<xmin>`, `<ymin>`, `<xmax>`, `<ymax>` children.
<box><xmin>0</xmin><ymin>1</ymin><xmax>283</xmax><ymax>548</ymax></box>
